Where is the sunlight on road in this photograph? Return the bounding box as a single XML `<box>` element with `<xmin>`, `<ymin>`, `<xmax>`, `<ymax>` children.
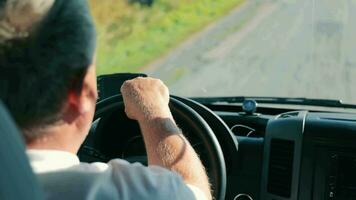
<box><xmin>147</xmin><ymin>0</ymin><xmax>356</xmax><ymax>104</ymax></box>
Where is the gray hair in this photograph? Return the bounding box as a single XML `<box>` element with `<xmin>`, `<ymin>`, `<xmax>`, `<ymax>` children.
<box><xmin>0</xmin><ymin>0</ymin><xmax>55</xmax><ymax>43</ymax></box>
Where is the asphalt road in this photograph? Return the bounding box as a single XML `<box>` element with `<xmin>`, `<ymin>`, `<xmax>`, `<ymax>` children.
<box><xmin>145</xmin><ymin>0</ymin><xmax>356</xmax><ymax>104</ymax></box>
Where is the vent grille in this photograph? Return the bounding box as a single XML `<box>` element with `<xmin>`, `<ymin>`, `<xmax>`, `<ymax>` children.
<box><xmin>267</xmin><ymin>139</ymin><xmax>295</xmax><ymax>198</ymax></box>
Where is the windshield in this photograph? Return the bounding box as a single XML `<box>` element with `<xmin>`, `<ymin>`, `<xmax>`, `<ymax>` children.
<box><xmin>90</xmin><ymin>0</ymin><xmax>356</xmax><ymax>104</ymax></box>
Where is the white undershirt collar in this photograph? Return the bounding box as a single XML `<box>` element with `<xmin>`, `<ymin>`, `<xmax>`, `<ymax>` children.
<box><xmin>27</xmin><ymin>149</ymin><xmax>80</xmax><ymax>174</ymax></box>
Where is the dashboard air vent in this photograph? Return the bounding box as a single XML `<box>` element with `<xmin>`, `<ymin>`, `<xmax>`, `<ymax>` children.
<box><xmin>267</xmin><ymin>139</ymin><xmax>294</xmax><ymax>198</ymax></box>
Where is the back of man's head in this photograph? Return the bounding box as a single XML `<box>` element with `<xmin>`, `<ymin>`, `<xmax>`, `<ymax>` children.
<box><xmin>0</xmin><ymin>0</ymin><xmax>96</xmax><ymax>141</ymax></box>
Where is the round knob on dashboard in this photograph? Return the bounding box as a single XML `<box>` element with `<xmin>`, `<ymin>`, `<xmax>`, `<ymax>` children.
<box><xmin>242</xmin><ymin>100</ymin><xmax>258</xmax><ymax>115</ymax></box>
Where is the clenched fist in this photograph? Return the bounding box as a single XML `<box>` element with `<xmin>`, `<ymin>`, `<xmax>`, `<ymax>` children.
<box><xmin>120</xmin><ymin>77</ymin><xmax>172</xmax><ymax>122</ymax></box>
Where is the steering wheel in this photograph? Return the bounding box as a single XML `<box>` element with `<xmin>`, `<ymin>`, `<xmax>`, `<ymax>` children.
<box><xmin>83</xmin><ymin>95</ymin><xmax>227</xmax><ymax>200</ymax></box>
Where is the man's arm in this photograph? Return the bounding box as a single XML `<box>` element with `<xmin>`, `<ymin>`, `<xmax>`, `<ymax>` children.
<box><xmin>121</xmin><ymin>77</ymin><xmax>212</xmax><ymax>200</ymax></box>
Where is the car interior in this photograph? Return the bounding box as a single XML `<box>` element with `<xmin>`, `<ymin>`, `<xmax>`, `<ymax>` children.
<box><xmin>1</xmin><ymin>73</ymin><xmax>356</xmax><ymax>200</ymax></box>
<box><xmin>2</xmin><ymin>1</ymin><xmax>356</xmax><ymax>200</ymax></box>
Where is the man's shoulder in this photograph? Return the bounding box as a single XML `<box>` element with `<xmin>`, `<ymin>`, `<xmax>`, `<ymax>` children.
<box><xmin>38</xmin><ymin>159</ymin><xmax>196</xmax><ymax>200</ymax></box>
<box><xmin>75</xmin><ymin>159</ymin><xmax>174</xmax><ymax>176</ymax></box>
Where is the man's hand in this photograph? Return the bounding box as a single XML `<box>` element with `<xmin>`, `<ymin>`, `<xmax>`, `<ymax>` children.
<box><xmin>120</xmin><ymin>77</ymin><xmax>172</xmax><ymax>122</ymax></box>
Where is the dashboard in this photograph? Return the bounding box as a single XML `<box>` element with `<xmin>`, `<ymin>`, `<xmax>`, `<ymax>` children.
<box><xmin>211</xmin><ymin>105</ymin><xmax>356</xmax><ymax>200</ymax></box>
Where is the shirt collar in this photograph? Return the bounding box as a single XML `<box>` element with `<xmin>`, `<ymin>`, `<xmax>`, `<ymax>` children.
<box><xmin>27</xmin><ymin>149</ymin><xmax>80</xmax><ymax>174</ymax></box>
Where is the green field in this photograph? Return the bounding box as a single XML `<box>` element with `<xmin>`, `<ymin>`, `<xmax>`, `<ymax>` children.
<box><xmin>90</xmin><ymin>0</ymin><xmax>245</xmax><ymax>75</ymax></box>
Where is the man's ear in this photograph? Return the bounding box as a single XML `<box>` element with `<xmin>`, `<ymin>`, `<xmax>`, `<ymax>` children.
<box><xmin>77</xmin><ymin>90</ymin><xmax>92</xmax><ymax>115</ymax></box>
<box><xmin>75</xmin><ymin>66</ymin><xmax>97</xmax><ymax>115</ymax></box>
<box><xmin>63</xmin><ymin>90</ymin><xmax>82</xmax><ymax>124</ymax></box>
<box><xmin>65</xmin><ymin>65</ymin><xmax>97</xmax><ymax>123</ymax></box>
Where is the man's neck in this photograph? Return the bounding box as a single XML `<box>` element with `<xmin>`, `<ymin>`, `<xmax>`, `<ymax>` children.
<box><xmin>26</xmin><ymin>125</ymin><xmax>82</xmax><ymax>154</ymax></box>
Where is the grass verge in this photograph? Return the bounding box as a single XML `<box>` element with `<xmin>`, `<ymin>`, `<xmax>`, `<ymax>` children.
<box><xmin>89</xmin><ymin>0</ymin><xmax>245</xmax><ymax>75</ymax></box>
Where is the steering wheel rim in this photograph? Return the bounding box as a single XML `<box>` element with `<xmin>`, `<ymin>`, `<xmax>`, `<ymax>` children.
<box><xmin>93</xmin><ymin>95</ymin><xmax>227</xmax><ymax>200</ymax></box>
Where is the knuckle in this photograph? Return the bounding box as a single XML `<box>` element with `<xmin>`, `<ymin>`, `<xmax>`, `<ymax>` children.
<box><xmin>120</xmin><ymin>83</ymin><xmax>127</xmax><ymax>92</ymax></box>
<box><xmin>136</xmin><ymin>77</ymin><xmax>144</xmax><ymax>81</ymax></box>
<box><xmin>122</xmin><ymin>80</ymin><xmax>131</xmax><ymax>86</ymax></box>
<box><xmin>157</xmin><ymin>79</ymin><xmax>164</xmax><ymax>85</ymax></box>
<box><xmin>124</xmin><ymin>80</ymin><xmax>135</xmax><ymax>88</ymax></box>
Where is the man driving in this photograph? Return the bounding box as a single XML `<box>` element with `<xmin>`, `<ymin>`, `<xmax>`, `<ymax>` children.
<box><xmin>0</xmin><ymin>0</ymin><xmax>211</xmax><ymax>199</ymax></box>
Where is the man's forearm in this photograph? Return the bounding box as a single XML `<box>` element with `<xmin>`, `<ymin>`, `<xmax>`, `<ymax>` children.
<box><xmin>139</xmin><ymin>117</ymin><xmax>212</xmax><ymax>200</ymax></box>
